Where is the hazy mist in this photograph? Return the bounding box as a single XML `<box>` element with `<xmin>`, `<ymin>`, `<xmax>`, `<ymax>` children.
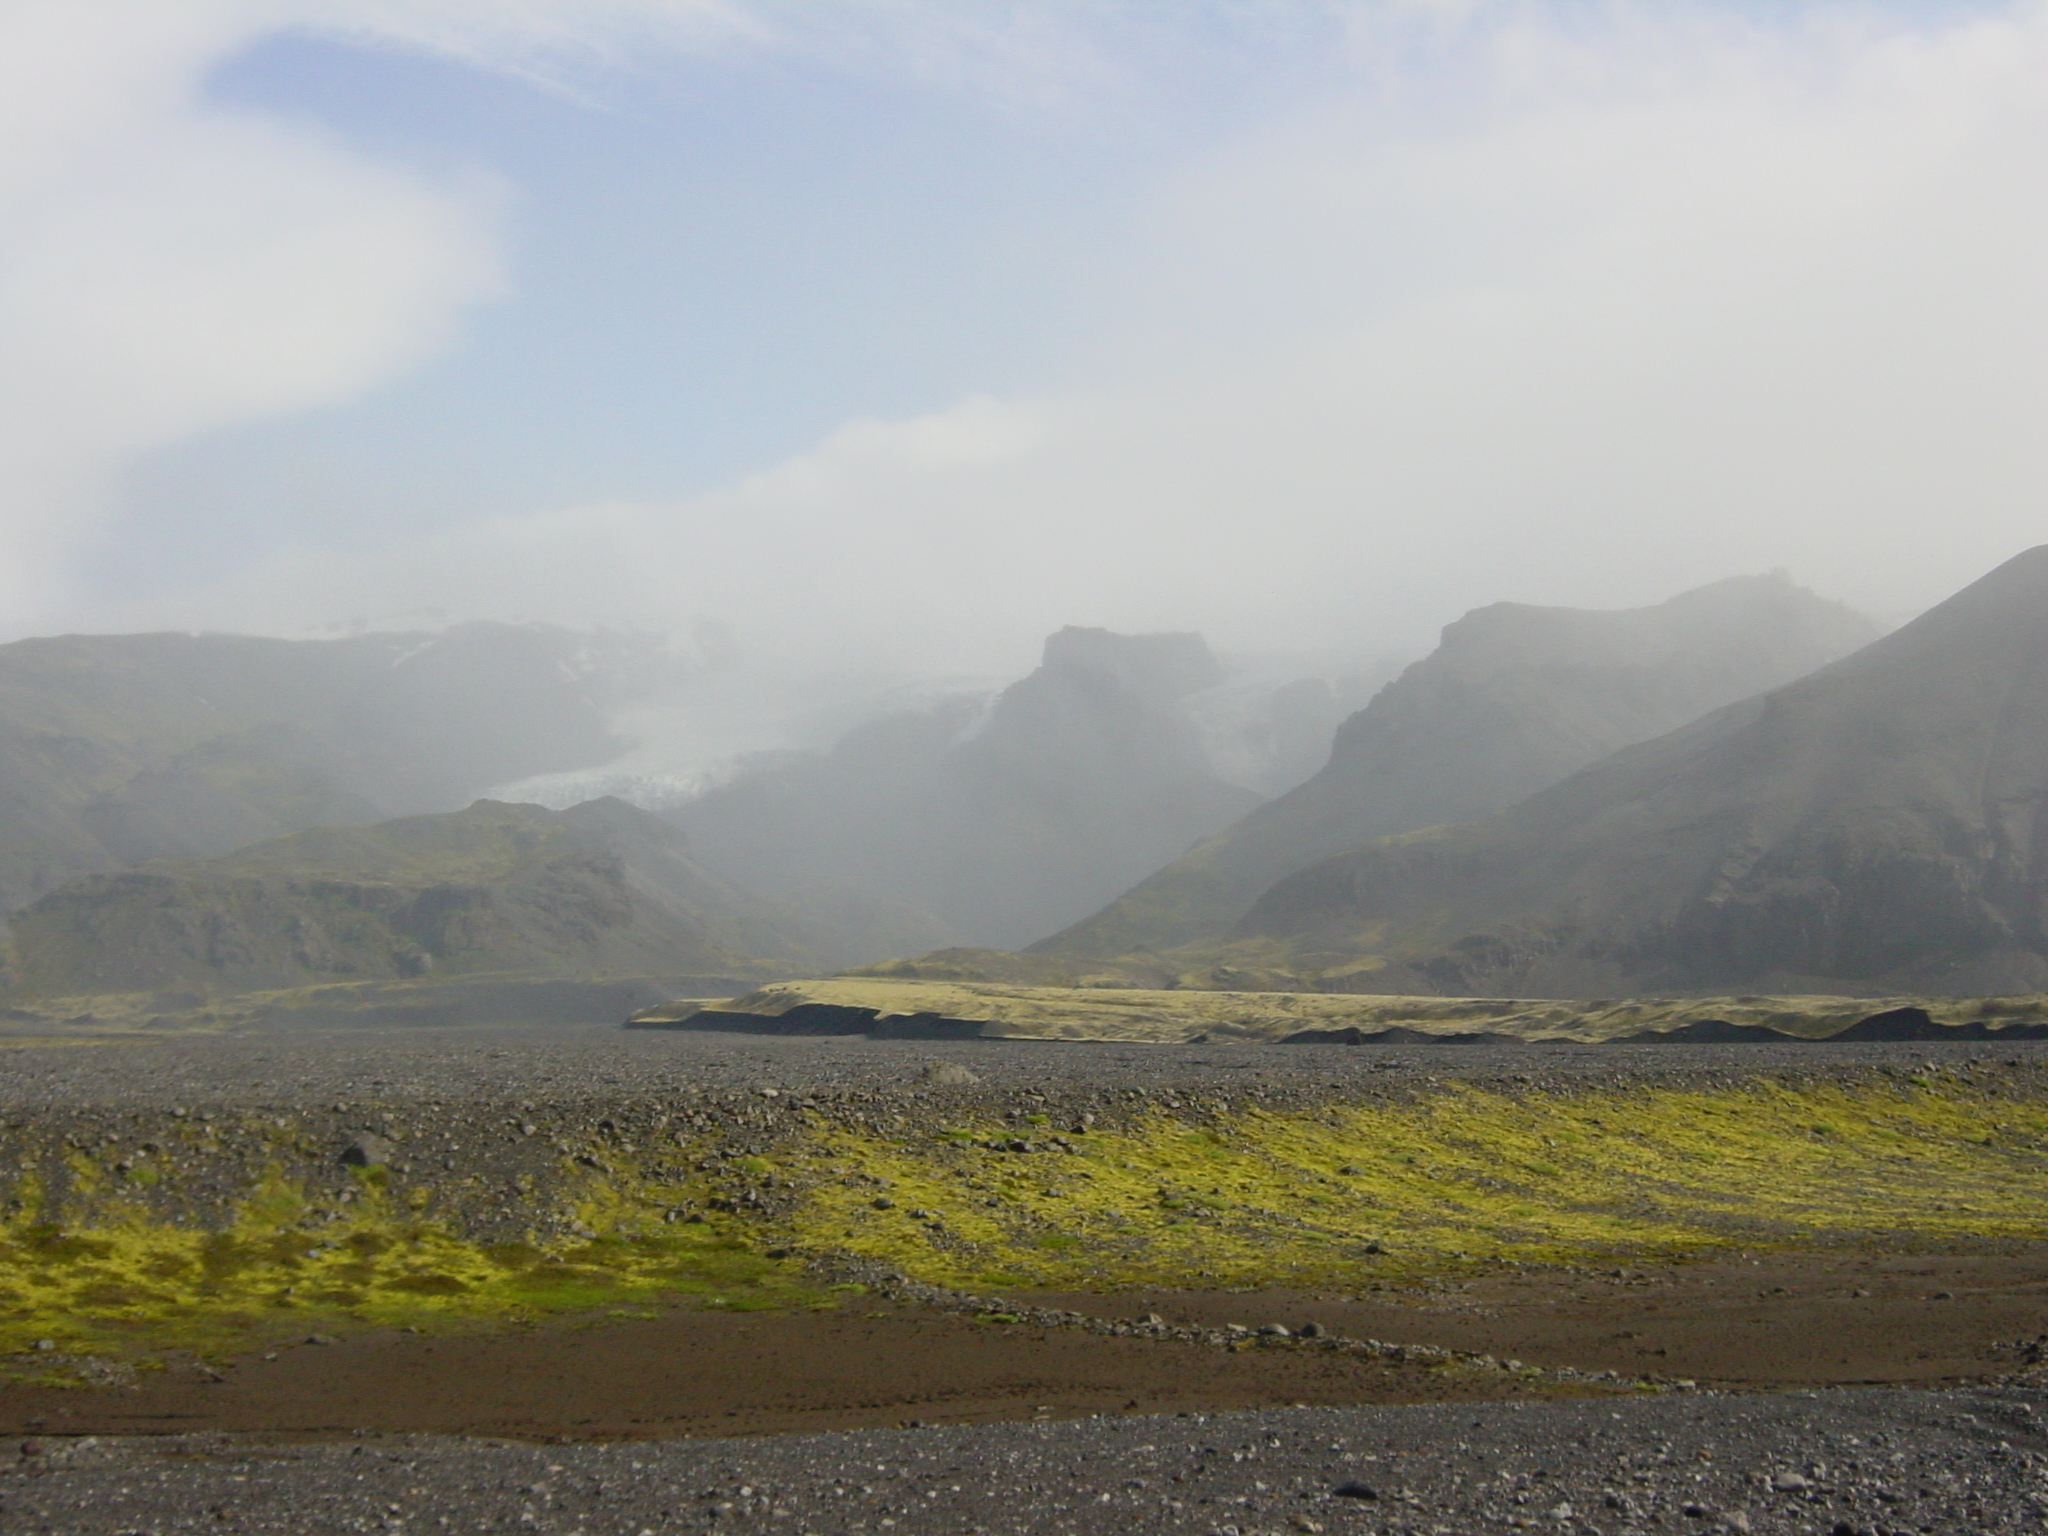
<box><xmin>6</xmin><ymin>1</ymin><xmax>2046</xmax><ymax>728</ymax></box>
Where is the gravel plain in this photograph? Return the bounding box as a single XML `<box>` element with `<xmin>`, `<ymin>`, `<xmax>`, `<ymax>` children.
<box><xmin>5</xmin><ymin>1385</ymin><xmax>2047</xmax><ymax>1534</ymax></box>
<box><xmin>6</xmin><ymin>1025</ymin><xmax>2048</xmax><ymax>1533</ymax></box>
<box><xmin>3</xmin><ymin>1023</ymin><xmax>2044</xmax><ymax>1107</ymax></box>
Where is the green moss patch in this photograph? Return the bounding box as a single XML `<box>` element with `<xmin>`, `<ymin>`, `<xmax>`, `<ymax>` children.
<box><xmin>9</xmin><ymin>1071</ymin><xmax>2048</xmax><ymax>1363</ymax></box>
<box><xmin>785</xmin><ymin>1076</ymin><xmax>2048</xmax><ymax>1288</ymax></box>
<box><xmin>0</xmin><ymin>1185</ymin><xmax>817</xmax><ymax>1364</ymax></box>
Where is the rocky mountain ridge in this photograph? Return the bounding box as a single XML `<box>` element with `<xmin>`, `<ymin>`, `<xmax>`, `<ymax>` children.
<box><xmin>1237</xmin><ymin>545</ymin><xmax>2048</xmax><ymax>997</ymax></box>
<box><xmin>1042</xmin><ymin>573</ymin><xmax>1878</xmax><ymax>958</ymax></box>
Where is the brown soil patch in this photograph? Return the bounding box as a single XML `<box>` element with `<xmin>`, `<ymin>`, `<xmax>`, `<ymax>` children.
<box><xmin>0</xmin><ymin>1301</ymin><xmax>1555</xmax><ymax>1443</ymax></box>
<box><xmin>1031</xmin><ymin>1247</ymin><xmax>2048</xmax><ymax>1386</ymax></box>
<box><xmin>7</xmin><ymin>1248</ymin><xmax>2046</xmax><ymax>1442</ymax></box>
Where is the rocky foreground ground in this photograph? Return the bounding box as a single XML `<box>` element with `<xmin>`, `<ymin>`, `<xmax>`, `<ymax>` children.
<box><xmin>5</xmin><ymin>1384</ymin><xmax>2047</xmax><ymax>1534</ymax></box>
<box><xmin>4</xmin><ymin>1026</ymin><xmax>2048</xmax><ymax>1533</ymax></box>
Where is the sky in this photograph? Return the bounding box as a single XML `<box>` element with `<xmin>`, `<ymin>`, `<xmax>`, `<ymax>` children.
<box><xmin>3</xmin><ymin>0</ymin><xmax>2045</xmax><ymax>691</ymax></box>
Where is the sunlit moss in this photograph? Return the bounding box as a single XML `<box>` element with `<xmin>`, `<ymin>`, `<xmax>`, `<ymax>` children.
<box><xmin>785</xmin><ymin>1077</ymin><xmax>2048</xmax><ymax>1288</ymax></box>
<box><xmin>8</xmin><ymin>1072</ymin><xmax>2048</xmax><ymax>1366</ymax></box>
<box><xmin>0</xmin><ymin>1159</ymin><xmax>816</xmax><ymax>1364</ymax></box>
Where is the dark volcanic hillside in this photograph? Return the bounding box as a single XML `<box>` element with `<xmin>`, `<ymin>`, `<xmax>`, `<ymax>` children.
<box><xmin>0</xmin><ymin>624</ymin><xmax>673</xmax><ymax>917</ymax></box>
<box><xmin>1239</xmin><ymin>546</ymin><xmax>2048</xmax><ymax>998</ymax></box>
<box><xmin>670</xmin><ymin>627</ymin><xmax>1262</xmax><ymax>958</ymax></box>
<box><xmin>0</xmin><ymin>798</ymin><xmax>807</xmax><ymax>1001</ymax></box>
<box><xmin>1041</xmin><ymin>574</ymin><xmax>1876</xmax><ymax>957</ymax></box>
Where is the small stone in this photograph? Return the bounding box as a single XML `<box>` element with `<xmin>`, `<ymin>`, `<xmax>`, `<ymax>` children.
<box><xmin>1682</xmin><ymin>1502</ymin><xmax>1708</xmax><ymax>1518</ymax></box>
<box><xmin>1298</xmin><ymin>1321</ymin><xmax>1325</xmax><ymax>1338</ymax></box>
<box><xmin>1332</xmin><ymin>1481</ymin><xmax>1378</xmax><ymax>1500</ymax></box>
<box><xmin>31</xmin><ymin>1339</ymin><xmax>54</xmax><ymax>1352</ymax></box>
<box><xmin>1770</xmin><ymin>1472</ymin><xmax>1810</xmax><ymax>1493</ymax></box>
<box><xmin>1718</xmin><ymin>1511</ymin><xmax>1752</xmax><ymax>1534</ymax></box>
<box><xmin>1338</xmin><ymin>1165</ymin><xmax>1363</xmax><ymax>1176</ymax></box>
<box><xmin>871</xmin><ymin>1196</ymin><xmax>896</xmax><ymax>1210</ymax></box>
<box><xmin>305</xmin><ymin>1334</ymin><xmax>339</xmax><ymax>1346</ymax></box>
<box><xmin>19</xmin><ymin>1439</ymin><xmax>41</xmax><ymax>1456</ymax></box>
<box><xmin>1257</xmin><ymin>1324</ymin><xmax>1291</xmax><ymax>1338</ymax></box>
<box><xmin>1547</xmin><ymin>1503</ymin><xmax>1574</xmax><ymax>1520</ymax></box>
<box><xmin>921</xmin><ymin>1062</ymin><xmax>981</xmax><ymax>1087</ymax></box>
<box><xmin>340</xmin><ymin>1133</ymin><xmax>394</xmax><ymax>1168</ymax></box>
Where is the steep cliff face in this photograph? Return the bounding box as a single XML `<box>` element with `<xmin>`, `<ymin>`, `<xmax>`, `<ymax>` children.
<box><xmin>1240</xmin><ymin>546</ymin><xmax>2048</xmax><ymax>998</ymax></box>
<box><xmin>0</xmin><ymin>798</ymin><xmax>809</xmax><ymax>1000</ymax></box>
<box><xmin>670</xmin><ymin>627</ymin><xmax>1261</xmax><ymax>959</ymax></box>
<box><xmin>1039</xmin><ymin>574</ymin><xmax>1878</xmax><ymax>959</ymax></box>
<box><xmin>0</xmin><ymin>624</ymin><xmax>672</xmax><ymax>917</ymax></box>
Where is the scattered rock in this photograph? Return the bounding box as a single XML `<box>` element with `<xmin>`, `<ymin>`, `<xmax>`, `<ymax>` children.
<box><xmin>921</xmin><ymin>1062</ymin><xmax>981</xmax><ymax>1087</ymax></box>
<box><xmin>340</xmin><ymin>1133</ymin><xmax>394</xmax><ymax>1168</ymax></box>
<box><xmin>872</xmin><ymin>1196</ymin><xmax>896</xmax><ymax>1210</ymax></box>
<box><xmin>1333</xmin><ymin>1481</ymin><xmax>1379</xmax><ymax>1500</ymax></box>
<box><xmin>1770</xmin><ymin>1472</ymin><xmax>1811</xmax><ymax>1492</ymax></box>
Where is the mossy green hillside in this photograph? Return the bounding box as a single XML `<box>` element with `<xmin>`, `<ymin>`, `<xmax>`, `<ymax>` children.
<box><xmin>786</xmin><ymin>1074</ymin><xmax>2048</xmax><ymax>1289</ymax></box>
<box><xmin>7</xmin><ymin>1069</ymin><xmax>2048</xmax><ymax>1363</ymax></box>
<box><xmin>0</xmin><ymin>1100</ymin><xmax>819</xmax><ymax>1363</ymax></box>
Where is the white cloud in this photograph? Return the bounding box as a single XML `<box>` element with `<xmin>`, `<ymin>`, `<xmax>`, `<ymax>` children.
<box><xmin>101</xmin><ymin>1</ymin><xmax>2048</xmax><ymax>676</ymax></box>
<box><xmin>0</xmin><ymin>0</ymin><xmax>511</xmax><ymax>622</ymax></box>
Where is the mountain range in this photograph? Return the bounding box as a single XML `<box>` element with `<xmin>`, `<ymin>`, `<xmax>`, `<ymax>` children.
<box><xmin>0</xmin><ymin>622</ymin><xmax>681</xmax><ymax>918</ymax></box>
<box><xmin>0</xmin><ymin>798</ymin><xmax>803</xmax><ymax>1006</ymax></box>
<box><xmin>1230</xmin><ymin>545</ymin><xmax>2048</xmax><ymax>997</ymax></box>
<box><xmin>1040</xmin><ymin>573</ymin><xmax>1877</xmax><ymax>961</ymax></box>
<box><xmin>14</xmin><ymin>549</ymin><xmax>2043</xmax><ymax>1021</ymax></box>
<box><xmin>667</xmin><ymin>626</ymin><xmax>1264</xmax><ymax>957</ymax></box>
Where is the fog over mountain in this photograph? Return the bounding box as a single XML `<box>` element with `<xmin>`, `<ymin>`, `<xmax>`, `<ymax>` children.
<box><xmin>7</xmin><ymin>5</ymin><xmax>2048</xmax><ymax>684</ymax></box>
<box><xmin>0</xmin><ymin>623</ymin><xmax>685</xmax><ymax>918</ymax></box>
<box><xmin>1043</xmin><ymin>574</ymin><xmax>1878</xmax><ymax>960</ymax></box>
<box><xmin>1234</xmin><ymin>545</ymin><xmax>2048</xmax><ymax>998</ymax></box>
<box><xmin>7</xmin><ymin>3</ymin><xmax>2048</xmax><ymax>1019</ymax></box>
<box><xmin>0</xmin><ymin>798</ymin><xmax>806</xmax><ymax>1005</ymax></box>
<box><xmin>666</xmin><ymin>628</ymin><xmax>1271</xmax><ymax>960</ymax></box>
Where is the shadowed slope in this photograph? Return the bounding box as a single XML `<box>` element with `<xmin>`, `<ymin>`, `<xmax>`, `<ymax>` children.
<box><xmin>1241</xmin><ymin>545</ymin><xmax>2048</xmax><ymax>997</ymax></box>
<box><xmin>1040</xmin><ymin>575</ymin><xmax>1875</xmax><ymax>958</ymax></box>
